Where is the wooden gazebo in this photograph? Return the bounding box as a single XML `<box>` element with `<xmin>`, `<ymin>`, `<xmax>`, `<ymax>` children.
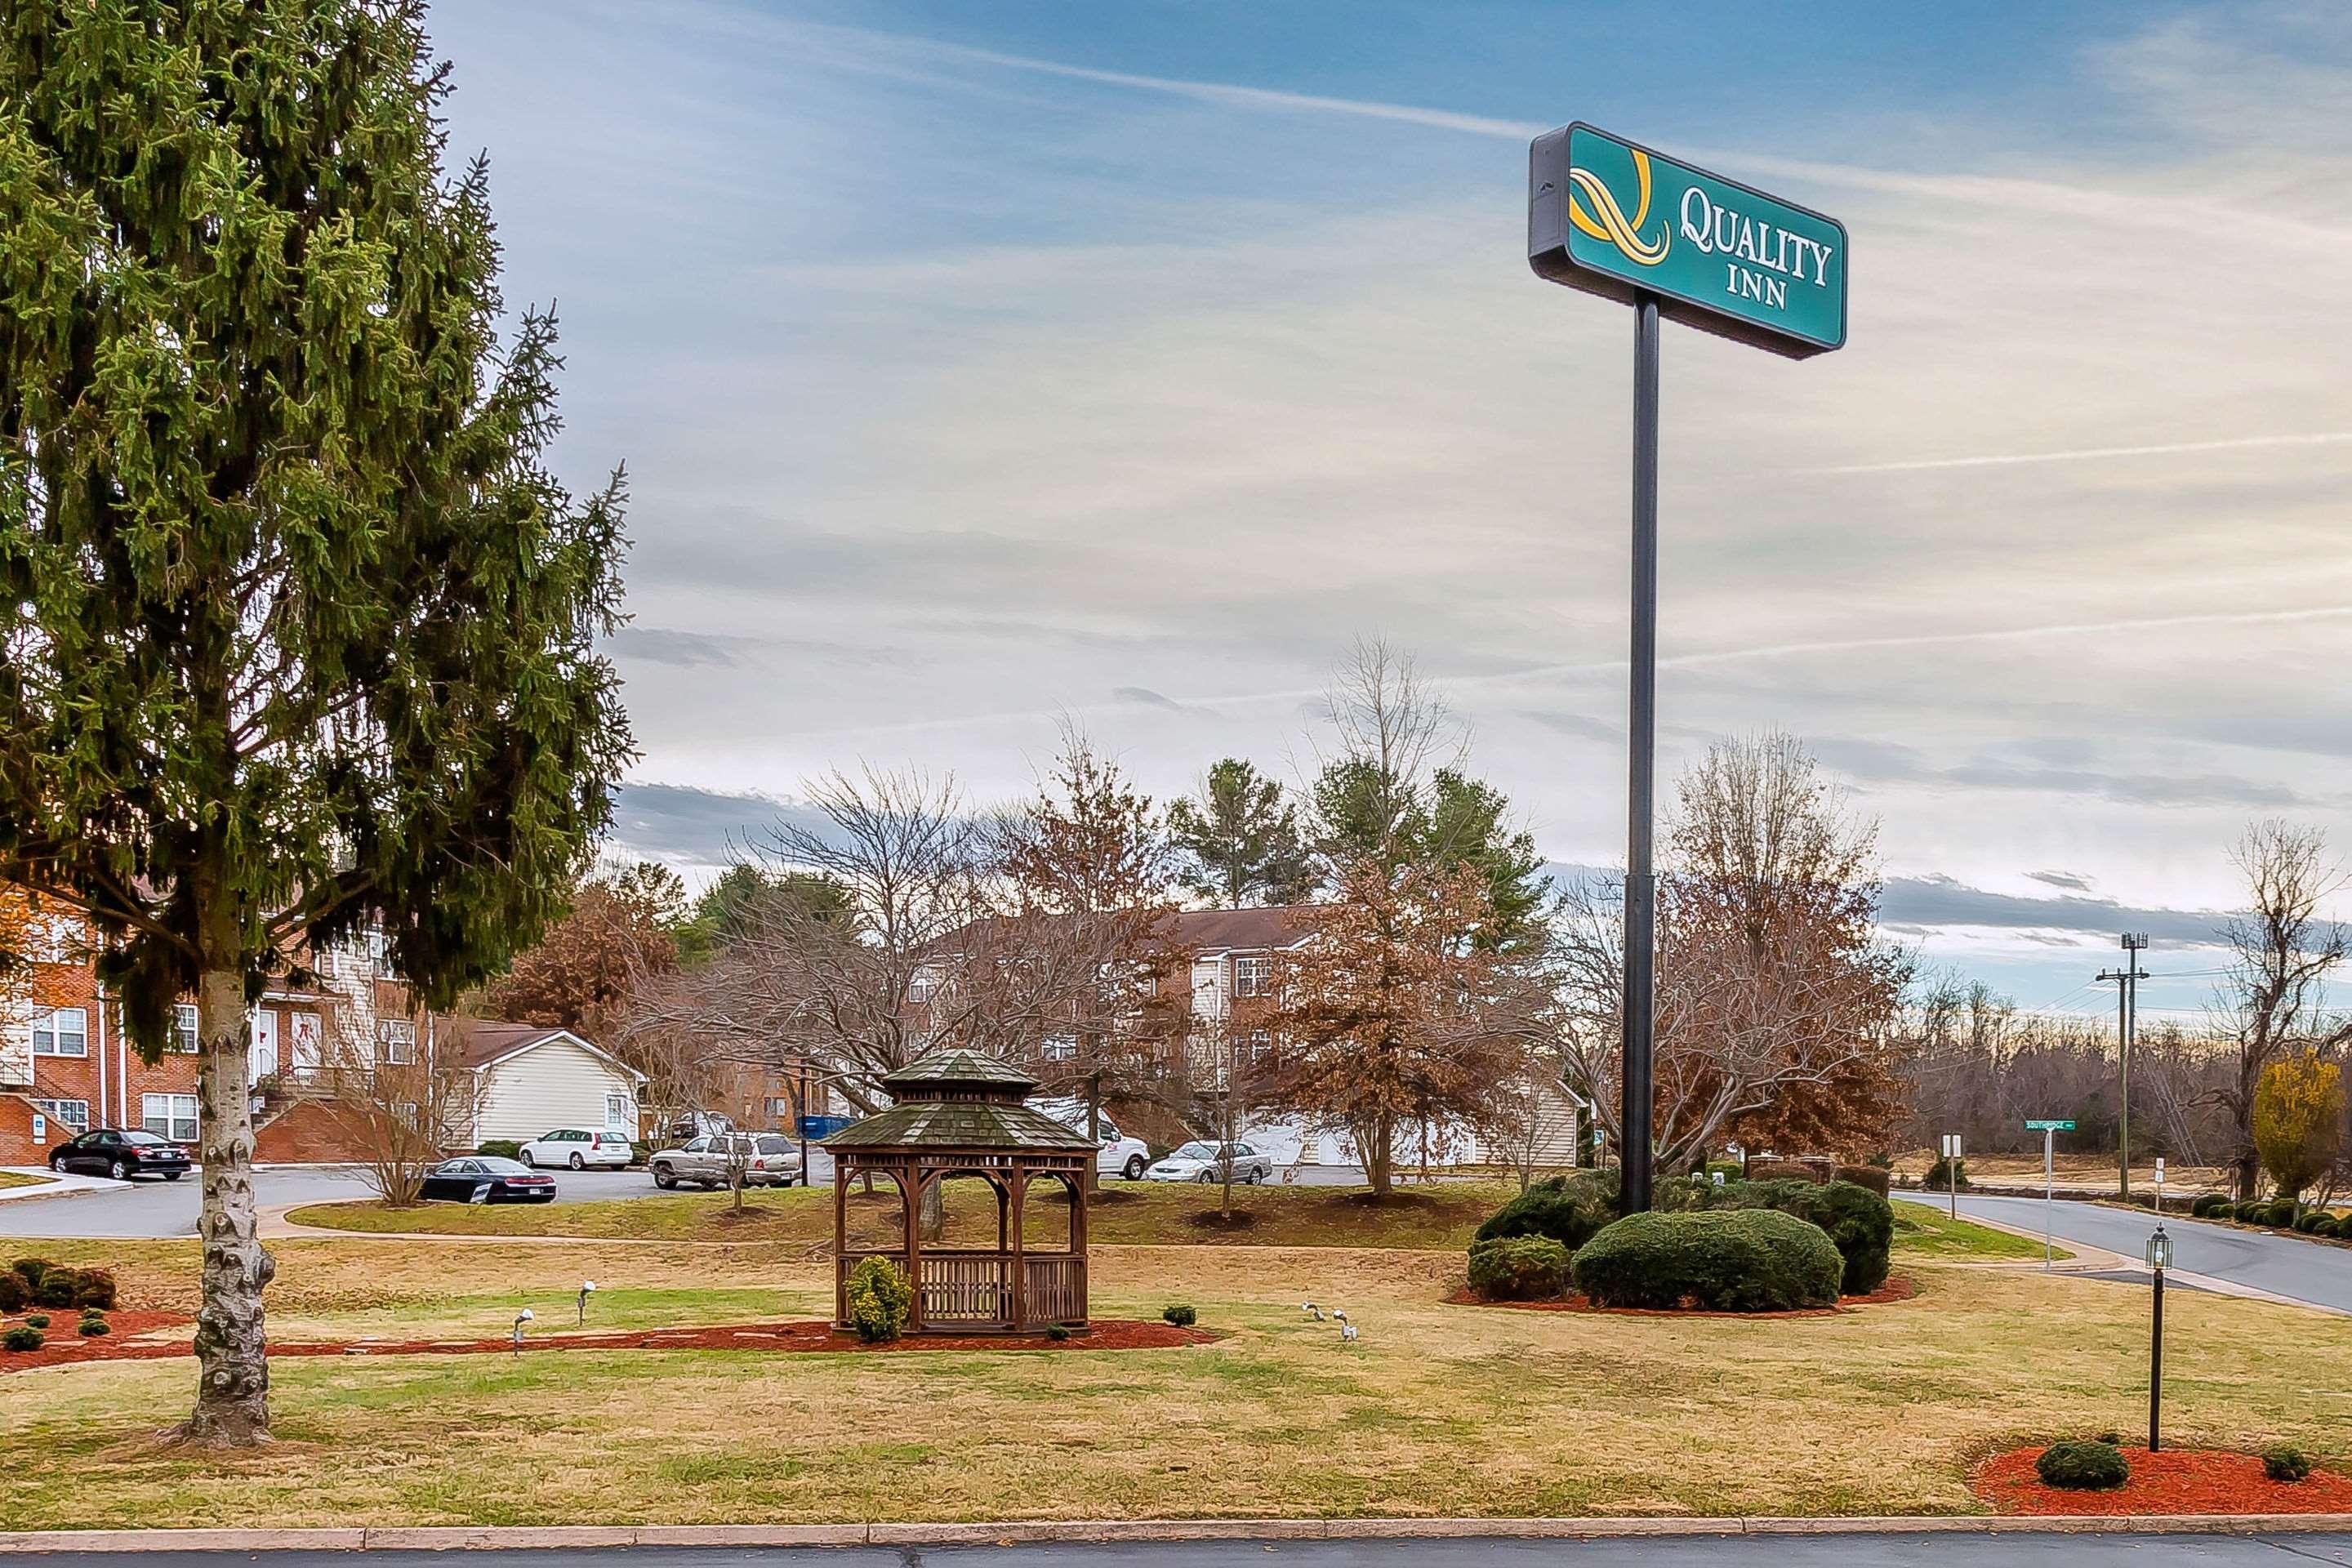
<box><xmin>822</xmin><ymin>1046</ymin><xmax>1098</xmax><ymax>1334</ymax></box>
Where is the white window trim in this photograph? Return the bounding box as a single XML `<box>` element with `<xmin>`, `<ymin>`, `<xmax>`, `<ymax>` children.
<box><xmin>33</xmin><ymin>1007</ymin><xmax>88</xmax><ymax>1057</ymax></box>
<box><xmin>169</xmin><ymin>1003</ymin><xmax>199</xmax><ymax>1054</ymax></box>
<box><xmin>141</xmin><ymin>1093</ymin><xmax>200</xmax><ymax>1143</ymax></box>
<box><xmin>30</xmin><ymin>1097</ymin><xmax>90</xmax><ymax>1131</ymax></box>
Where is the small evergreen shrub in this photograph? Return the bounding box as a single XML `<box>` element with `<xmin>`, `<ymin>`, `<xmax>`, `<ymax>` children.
<box><xmin>68</xmin><ymin>1267</ymin><xmax>116</xmax><ymax>1311</ymax></box>
<box><xmin>23</xmin><ymin>1313</ymin><xmax>47</xmax><ymax>1329</ymax></box>
<box><xmin>1835</xmin><ymin>1164</ymin><xmax>1892</xmax><ymax>1198</ymax></box>
<box><xmin>1474</xmin><ymin>1171</ymin><xmax>1619</xmax><ymax>1254</ymax></box>
<box><xmin>2294</xmin><ymin>1210</ymin><xmax>2334</xmax><ymax>1235</ymax></box>
<box><xmin>1570</xmin><ymin>1209</ymin><xmax>1843</xmax><ymax>1312</ymax></box>
<box><xmin>2</xmin><ymin>1326</ymin><xmax>42</xmax><ymax>1352</ymax></box>
<box><xmin>2190</xmin><ymin>1193</ymin><xmax>2233</xmax><ymax>1219</ymax></box>
<box><xmin>843</xmin><ymin>1257</ymin><xmax>912</xmax><ymax>1343</ymax></box>
<box><xmin>1045</xmin><ymin>1325</ymin><xmax>1070</xmax><ymax>1342</ymax></box>
<box><xmin>1922</xmin><ymin>1156</ymin><xmax>1968</xmax><ymax>1192</ymax></box>
<box><xmin>1466</xmin><ymin>1236</ymin><xmax>1571</xmax><ymax>1301</ymax></box>
<box><xmin>2261</xmin><ymin>1444</ymin><xmax>2313</xmax><ymax>1483</ymax></box>
<box><xmin>2307</xmin><ymin>1214</ymin><xmax>2341</xmax><ymax>1239</ymax></box>
<box><xmin>2260</xmin><ymin>1200</ymin><xmax>2299</xmax><ymax>1227</ymax></box>
<box><xmin>0</xmin><ymin>1276</ymin><xmax>23</xmax><ymax>1315</ymax></box>
<box><xmin>76</xmin><ymin>1316</ymin><xmax>108</xmax><ymax>1337</ymax></box>
<box><xmin>1686</xmin><ymin>1178</ymin><xmax>1895</xmax><ymax>1295</ymax></box>
<box><xmin>10</xmin><ymin>1258</ymin><xmax>49</xmax><ymax>1289</ymax></box>
<box><xmin>2231</xmin><ymin>1200</ymin><xmax>2269</xmax><ymax>1223</ymax></box>
<box><xmin>1161</xmin><ymin>1303</ymin><xmax>1197</xmax><ymax>1327</ymax></box>
<box><xmin>2036</xmin><ymin>1440</ymin><xmax>2129</xmax><ymax>1490</ymax></box>
<box><xmin>475</xmin><ymin>1140</ymin><xmax>525</xmax><ymax>1160</ymax></box>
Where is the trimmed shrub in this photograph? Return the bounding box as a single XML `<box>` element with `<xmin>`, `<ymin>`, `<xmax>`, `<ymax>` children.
<box><xmin>1044</xmin><ymin>1325</ymin><xmax>1070</xmax><ymax>1343</ymax></box>
<box><xmin>2260</xmin><ymin>1200</ymin><xmax>2299</xmax><ymax>1227</ymax></box>
<box><xmin>76</xmin><ymin>1316</ymin><xmax>108</xmax><ymax>1337</ymax></box>
<box><xmin>1835</xmin><ymin>1164</ymin><xmax>1892</xmax><ymax>1198</ymax></box>
<box><xmin>1570</xmin><ymin>1209</ymin><xmax>1844</xmax><ymax>1312</ymax></box>
<box><xmin>1747</xmin><ymin>1156</ymin><xmax>1832</xmax><ymax>1185</ymax></box>
<box><xmin>1689</xmin><ymin>1178</ymin><xmax>1895</xmax><ymax>1296</ymax></box>
<box><xmin>2306</xmin><ymin>1214</ymin><xmax>2341</xmax><ymax>1239</ymax></box>
<box><xmin>2261</xmin><ymin>1444</ymin><xmax>2313</xmax><ymax>1483</ymax></box>
<box><xmin>1922</xmin><ymin>1156</ymin><xmax>1968</xmax><ymax>1192</ymax></box>
<box><xmin>1161</xmin><ymin>1303</ymin><xmax>1197</xmax><ymax>1328</ymax></box>
<box><xmin>23</xmin><ymin>1313</ymin><xmax>47</xmax><ymax>1330</ymax></box>
<box><xmin>10</xmin><ymin>1258</ymin><xmax>50</xmax><ymax>1289</ymax></box>
<box><xmin>2036</xmin><ymin>1440</ymin><xmax>2129</xmax><ymax>1490</ymax></box>
<box><xmin>475</xmin><ymin>1139</ymin><xmax>524</xmax><ymax>1161</ymax></box>
<box><xmin>2294</xmin><ymin>1210</ymin><xmax>2333</xmax><ymax>1235</ymax></box>
<box><xmin>1475</xmin><ymin>1171</ymin><xmax>1619</xmax><ymax>1254</ymax></box>
<box><xmin>1467</xmin><ymin>1236</ymin><xmax>1571</xmax><ymax>1301</ymax></box>
<box><xmin>843</xmin><ymin>1257</ymin><xmax>912</xmax><ymax>1343</ymax></box>
<box><xmin>2</xmin><ymin>1326</ymin><xmax>42</xmax><ymax>1353</ymax></box>
<box><xmin>2189</xmin><ymin>1193</ymin><xmax>2233</xmax><ymax>1219</ymax></box>
<box><xmin>68</xmin><ymin>1268</ymin><xmax>116</xmax><ymax>1311</ymax></box>
<box><xmin>0</xmin><ymin>1274</ymin><xmax>22</xmax><ymax>1315</ymax></box>
<box><xmin>2231</xmin><ymin>1200</ymin><xmax>2269</xmax><ymax>1223</ymax></box>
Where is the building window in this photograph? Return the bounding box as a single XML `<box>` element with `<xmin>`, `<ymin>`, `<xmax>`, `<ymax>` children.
<box><xmin>907</xmin><ymin>967</ymin><xmax>937</xmax><ymax>1004</ymax></box>
<box><xmin>604</xmin><ymin>1094</ymin><xmax>631</xmax><ymax>1134</ymax></box>
<box><xmin>1192</xmin><ymin>960</ymin><xmax>1226</xmax><ymax>1018</ymax></box>
<box><xmin>30</xmin><ymin>1098</ymin><xmax>89</xmax><ymax>1132</ymax></box>
<box><xmin>1234</xmin><ymin>956</ymin><xmax>1272</xmax><ymax>999</ymax></box>
<box><xmin>169</xmin><ymin>1004</ymin><xmax>199</xmax><ymax>1054</ymax></box>
<box><xmin>1041</xmin><ymin>1032</ymin><xmax>1078</xmax><ymax>1062</ymax></box>
<box><xmin>142</xmin><ymin>1093</ymin><xmax>199</xmax><ymax>1143</ymax></box>
<box><xmin>33</xmin><ymin>1008</ymin><xmax>87</xmax><ymax>1057</ymax></box>
<box><xmin>377</xmin><ymin>1018</ymin><xmax>416</xmax><ymax>1065</ymax></box>
<box><xmin>1246</xmin><ymin>1030</ymin><xmax>1274</xmax><ymax>1062</ymax></box>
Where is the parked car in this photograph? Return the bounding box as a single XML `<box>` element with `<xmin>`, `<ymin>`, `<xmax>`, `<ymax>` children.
<box><xmin>517</xmin><ymin>1128</ymin><xmax>635</xmax><ymax>1170</ymax></box>
<box><xmin>648</xmin><ymin>1132</ymin><xmax>805</xmax><ymax>1190</ymax></box>
<box><xmin>416</xmin><ymin>1156</ymin><xmax>557</xmax><ymax>1204</ymax></box>
<box><xmin>1143</xmin><ymin>1139</ymin><xmax>1275</xmax><ymax>1185</ymax></box>
<box><xmin>1027</xmin><ymin>1097</ymin><xmax>1152</xmax><ymax>1180</ymax></box>
<box><xmin>48</xmin><ymin>1128</ymin><xmax>191</xmax><ymax>1183</ymax></box>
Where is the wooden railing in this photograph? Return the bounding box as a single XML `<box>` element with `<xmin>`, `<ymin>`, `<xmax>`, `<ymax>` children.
<box><xmin>838</xmin><ymin>1250</ymin><xmax>1088</xmax><ymax>1331</ymax></box>
<box><xmin>1022</xmin><ymin>1255</ymin><xmax>1085</xmax><ymax>1326</ymax></box>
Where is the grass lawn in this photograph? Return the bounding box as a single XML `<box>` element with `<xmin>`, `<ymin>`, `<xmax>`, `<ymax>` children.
<box><xmin>1891</xmin><ymin>1203</ymin><xmax>2073</xmax><ymax>1263</ymax></box>
<box><xmin>0</xmin><ymin>1169</ymin><xmax>54</xmax><ymax>1191</ymax></box>
<box><xmin>0</xmin><ymin>1238</ymin><xmax>2345</xmax><ymax>1528</ymax></box>
<box><xmin>287</xmin><ymin>1179</ymin><xmax>1519</xmax><ymax>1250</ymax></box>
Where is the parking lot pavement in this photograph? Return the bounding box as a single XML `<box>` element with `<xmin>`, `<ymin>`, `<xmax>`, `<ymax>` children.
<box><xmin>0</xmin><ymin>1163</ymin><xmax>669</xmax><ymax>1240</ymax></box>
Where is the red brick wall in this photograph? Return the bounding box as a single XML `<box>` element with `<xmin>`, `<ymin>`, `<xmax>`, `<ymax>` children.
<box><xmin>3</xmin><ymin>960</ymin><xmax>200</xmax><ymax>1165</ymax></box>
<box><xmin>252</xmin><ymin>1098</ymin><xmax>393</xmax><ymax>1165</ymax></box>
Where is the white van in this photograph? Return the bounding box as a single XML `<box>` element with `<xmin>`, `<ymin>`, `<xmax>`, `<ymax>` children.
<box><xmin>1026</xmin><ymin>1097</ymin><xmax>1152</xmax><ymax>1181</ymax></box>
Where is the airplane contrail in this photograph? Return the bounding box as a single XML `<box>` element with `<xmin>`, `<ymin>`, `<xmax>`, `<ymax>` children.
<box><xmin>1801</xmin><ymin>431</ymin><xmax>2352</xmax><ymax>475</ymax></box>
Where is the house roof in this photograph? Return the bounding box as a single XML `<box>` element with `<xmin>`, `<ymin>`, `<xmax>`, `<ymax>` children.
<box><xmin>1153</xmin><ymin>904</ymin><xmax>1321</xmax><ymax>956</ymax></box>
<box><xmin>448</xmin><ymin>1021</ymin><xmax>648</xmax><ymax>1085</ymax></box>
<box><xmin>819</xmin><ymin>1098</ymin><xmax>1100</xmax><ymax>1152</ymax></box>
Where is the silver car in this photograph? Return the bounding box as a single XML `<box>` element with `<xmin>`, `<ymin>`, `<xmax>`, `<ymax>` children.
<box><xmin>648</xmin><ymin>1131</ymin><xmax>805</xmax><ymax>1190</ymax></box>
<box><xmin>1143</xmin><ymin>1139</ymin><xmax>1276</xmax><ymax>1185</ymax></box>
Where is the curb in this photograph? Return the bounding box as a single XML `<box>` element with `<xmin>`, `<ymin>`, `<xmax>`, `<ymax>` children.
<box><xmin>6</xmin><ymin>1514</ymin><xmax>2352</xmax><ymax>1552</ymax></box>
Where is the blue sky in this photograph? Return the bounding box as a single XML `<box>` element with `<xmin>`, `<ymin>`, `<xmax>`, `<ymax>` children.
<box><xmin>427</xmin><ymin>2</ymin><xmax>2352</xmax><ymax>1023</ymax></box>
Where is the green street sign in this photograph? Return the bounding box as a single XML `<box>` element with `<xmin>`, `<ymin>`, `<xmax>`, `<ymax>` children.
<box><xmin>2025</xmin><ymin>1119</ymin><xmax>2076</xmax><ymax>1132</ymax></box>
<box><xmin>1530</xmin><ymin>123</ymin><xmax>1847</xmax><ymax>358</ymax></box>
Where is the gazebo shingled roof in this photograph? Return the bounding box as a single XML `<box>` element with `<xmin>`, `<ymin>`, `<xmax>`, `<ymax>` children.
<box><xmin>819</xmin><ymin>1044</ymin><xmax>1096</xmax><ymax>1334</ymax></box>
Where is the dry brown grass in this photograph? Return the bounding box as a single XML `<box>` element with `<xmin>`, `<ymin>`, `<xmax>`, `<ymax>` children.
<box><xmin>1</xmin><ymin>1236</ymin><xmax>2346</xmax><ymax>1528</ymax></box>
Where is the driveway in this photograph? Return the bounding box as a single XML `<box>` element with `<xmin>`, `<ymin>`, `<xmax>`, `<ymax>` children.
<box><xmin>0</xmin><ymin>1165</ymin><xmax>669</xmax><ymax>1240</ymax></box>
<box><xmin>1897</xmin><ymin>1192</ymin><xmax>2352</xmax><ymax>1316</ymax></box>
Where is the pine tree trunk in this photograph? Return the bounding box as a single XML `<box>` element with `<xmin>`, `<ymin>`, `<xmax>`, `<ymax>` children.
<box><xmin>175</xmin><ymin>966</ymin><xmax>274</xmax><ymax>1446</ymax></box>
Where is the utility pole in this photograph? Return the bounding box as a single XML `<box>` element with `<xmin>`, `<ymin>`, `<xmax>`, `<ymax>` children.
<box><xmin>2097</xmin><ymin>933</ymin><xmax>2150</xmax><ymax>1200</ymax></box>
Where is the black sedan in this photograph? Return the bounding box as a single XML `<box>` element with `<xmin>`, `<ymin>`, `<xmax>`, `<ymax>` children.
<box><xmin>417</xmin><ymin>1156</ymin><xmax>557</xmax><ymax>1204</ymax></box>
<box><xmin>49</xmin><ymin>1128</ymin><xmax>190</xmax><ymax>1182</ymax></box>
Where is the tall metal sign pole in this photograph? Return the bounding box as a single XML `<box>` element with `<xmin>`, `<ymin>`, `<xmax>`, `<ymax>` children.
<box><xmin>1530</xmin><ymin>124</ymin><xmax>1848</xmax><ymax>1214</ymax></box>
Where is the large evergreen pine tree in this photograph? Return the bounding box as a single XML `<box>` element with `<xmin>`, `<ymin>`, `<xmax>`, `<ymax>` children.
<box><xmin>0</xmin><ymin>1</ymin><xmax>630</xmax><ymax>1445</ymax></box>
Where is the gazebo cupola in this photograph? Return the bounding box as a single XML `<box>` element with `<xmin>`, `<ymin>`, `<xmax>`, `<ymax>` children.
<box><xmin>822</xmin><ymin>1046</ymin><xmax>1099</xmax><ymax>1334</ymax></box>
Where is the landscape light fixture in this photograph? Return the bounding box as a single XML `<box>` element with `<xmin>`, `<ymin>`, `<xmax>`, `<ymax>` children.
<box><xmin>2145</xmin><ymin>1227</ymin><xmax>2171</xmax><ymax>1451</ymax></box>
<box><xmin>512</xmin><ymin>1307</ymin><xmax>534</xmax><ymax>1358</ymax></box>
<box><xmin>578</xmin><ymin>1281</ymin><xmax>596</xmax><ymax>1325</ymax></box>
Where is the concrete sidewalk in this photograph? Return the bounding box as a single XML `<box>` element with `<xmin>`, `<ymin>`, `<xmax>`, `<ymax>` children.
<box><xmin>0</xmin><ymin>1167</ymin><xmax>111</xmax><ymax>1202</ymax></box>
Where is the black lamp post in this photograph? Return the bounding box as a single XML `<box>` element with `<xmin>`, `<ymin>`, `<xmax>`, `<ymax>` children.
<box><xmin>2145</xmin><ymin>1226</ymin><xmax>2172</xmax><ymax>1451</ymax></box>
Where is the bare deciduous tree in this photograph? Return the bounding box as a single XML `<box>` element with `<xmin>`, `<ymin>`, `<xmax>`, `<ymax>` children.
<box><xmin>314</xmin><ymin>1013</ymin><xmax>477</xmax><ymax>1208</ymax></box>
<box><xmin>2213</xmin><ymin>821</ymin><xmax>2351</xmax><ymax>1198</ymax></box>
<box><xmin>1557</xmin><ymin>733</ymin><xmax>1911</xmax><ymax>1169</ymax></box>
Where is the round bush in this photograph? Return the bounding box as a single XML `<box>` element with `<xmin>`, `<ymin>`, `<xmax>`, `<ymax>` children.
<box><xmin>475</xmin><ymin>1139</ymin><xmax>525</xmax><ymax>1161</ymax></box>
<box><xmin>2036</xmin><ymin>1439</ymin><xmax>2129</xmax><ymax>1490</ymax></box>
<box><xmin>1475</xmin><ymin>1172</ymin><xmax>1618</xmax><ymax>1254</ymax></box>
<box><xmin>23</xmin><ymin>1313</ymin><xmax>47</xmax><ymax>1330</ymax></box>
<box><xmin>1684</xmin><ymin>1178</ymin><xmax>1893</xmax><ymax>1296</ymax></box>
<box><xmin>1570</xmin><ymin>1209</ymin><xmax>1844</xmax><ymax>1312</ymax></box>
<box><xmin>1922</xmin><ymin>1155</ymin><xmax>1968</xmax><ymax>1192</ymax></box>
<box><xmin>2308</xmin><ymin>1215</ymin><xmax>2341</xmax><ymax>1239</ymax></box>
<box><xmin>2231</xmin><ymin>1200</ymin><xmax>2268</xmax><ymax>1223</ymax></box>
<box><xmin>2189</xmin><ymin>1193</ymin><xmax>2232</xmax><ymax>1219</ymax></box>
<box><xmin>2</xmin><ymin>1326</ymin><xmax>43</xmax><ymax>1353</ymax></box>
<box><xmin>2261</xmin><ymin>1444</ymin><xmax>2313</xmax><ymax>1483</ymax></box>
<box><xmin>1161</xmin><ymin>1303</ymin><xmax>1197</xmax><ymax>1328</ymax></box>
<box><xmin>843</xmin><ymin>1257</ymin><xmax>912</xmax><ymax>1343</ymax></box>
<box><xmin>2294</xmin><ymin>1210</ymin><xmax>2332</xmax><ymax>1235</ymax></box>
<box><xmin>1467</xmin><ymin>1235</ymin><xmax>1571</xmax><ymax>1301</ymax></box>
<box><xmin>2261</xmin><ymin>1200</ymin><xmax>2300</xmax><ymax>1227</ymax></box>
<box><xmin>76</xmin><ymin>1316</ymin><xmax>108</xmax><ymax>1337</ymax></box>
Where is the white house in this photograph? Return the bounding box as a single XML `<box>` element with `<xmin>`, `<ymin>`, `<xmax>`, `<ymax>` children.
<box><xmin>456</xmin><ymin>1022</ymin><xmax>646</xmax><ymax>1145</ymax></box>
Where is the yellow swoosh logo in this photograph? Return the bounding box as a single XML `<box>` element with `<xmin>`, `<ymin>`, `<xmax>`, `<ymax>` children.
<box><xmin>1569</xmin><ymin>149</ymin><xmax>1670</xmax><ymax>267</ymax></box>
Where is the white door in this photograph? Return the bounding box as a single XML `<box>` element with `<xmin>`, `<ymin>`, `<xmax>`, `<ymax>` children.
<box><xmin>250</xmin><ymin>1009</ymin><xmax>278</xmax><ymax>1080</ymax></box>
<box><xmin>287</xmin><ymin>1011</ymin><xmax>323</xmax><ymax>1076</ymax></box>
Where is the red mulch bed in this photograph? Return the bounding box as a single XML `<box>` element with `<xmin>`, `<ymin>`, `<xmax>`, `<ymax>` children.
<box><xmin>1976</xmin><ymin>1445</ymin><xmax>2352</xmax><ymax>1515</ymax></box>
<box><xmin>1445</xmin><ymin>1274</ymin><xmax>1916</xmax><ymax>1318</ymax></box>
<box><xmin>0</xmin><ymin>1310</ymin><xmax>191</xmax><ymax>1370</ymax></box>
<box><xmin>0</xmin><ymin>1316</ymin><xmax>1212</xmax><ymax>1373</ymax></box>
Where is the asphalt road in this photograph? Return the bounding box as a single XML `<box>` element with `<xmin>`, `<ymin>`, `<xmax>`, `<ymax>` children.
<box><xmin>0</xmin><ymin>1165</ymin><xmax>665</xmax><ymax>1239</ymax></box>
<box><xmin>1897</xmin><ymin>1192</ymin><xmax>2352</xmax><ymax>1315</ymax></box>
<box><xmin>0</xmin><ymin>1161</ymin><xmax>1381</xmax><ymax>1239</ymax></box>
<box><xmin>18</xmin><ymin>1535</ymin><xmax>2352</xmax><ymax>1568</ymax></box>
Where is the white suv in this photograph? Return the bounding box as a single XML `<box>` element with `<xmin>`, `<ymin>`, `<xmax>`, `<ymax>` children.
<box><xmin>518</xmin><ymin>1128</ymin><xmax>635</xmax><ymax>1170</ymax></box>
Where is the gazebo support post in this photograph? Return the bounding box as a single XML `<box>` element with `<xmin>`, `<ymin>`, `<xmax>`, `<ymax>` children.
<box><xmin>904</xmin><ymin>1160</ymin><xmax>924</xmax><ymax>1334</ymax></box>
<box><xmin>1009</xmin><ymin>1167</ymin><xmax>1027</xmax><ymax>1331</ymax></box>
<box><xmin>832</xmin><ymin>1158</ymin><xmax>849</xmax><ymax>1325</ymax></box>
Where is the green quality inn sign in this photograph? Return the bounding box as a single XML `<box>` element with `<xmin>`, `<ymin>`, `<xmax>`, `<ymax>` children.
<box><xmin>1530</xmin><ymin>123</ymin><xmax>1846</xmax><ymax>358</ymax></box>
